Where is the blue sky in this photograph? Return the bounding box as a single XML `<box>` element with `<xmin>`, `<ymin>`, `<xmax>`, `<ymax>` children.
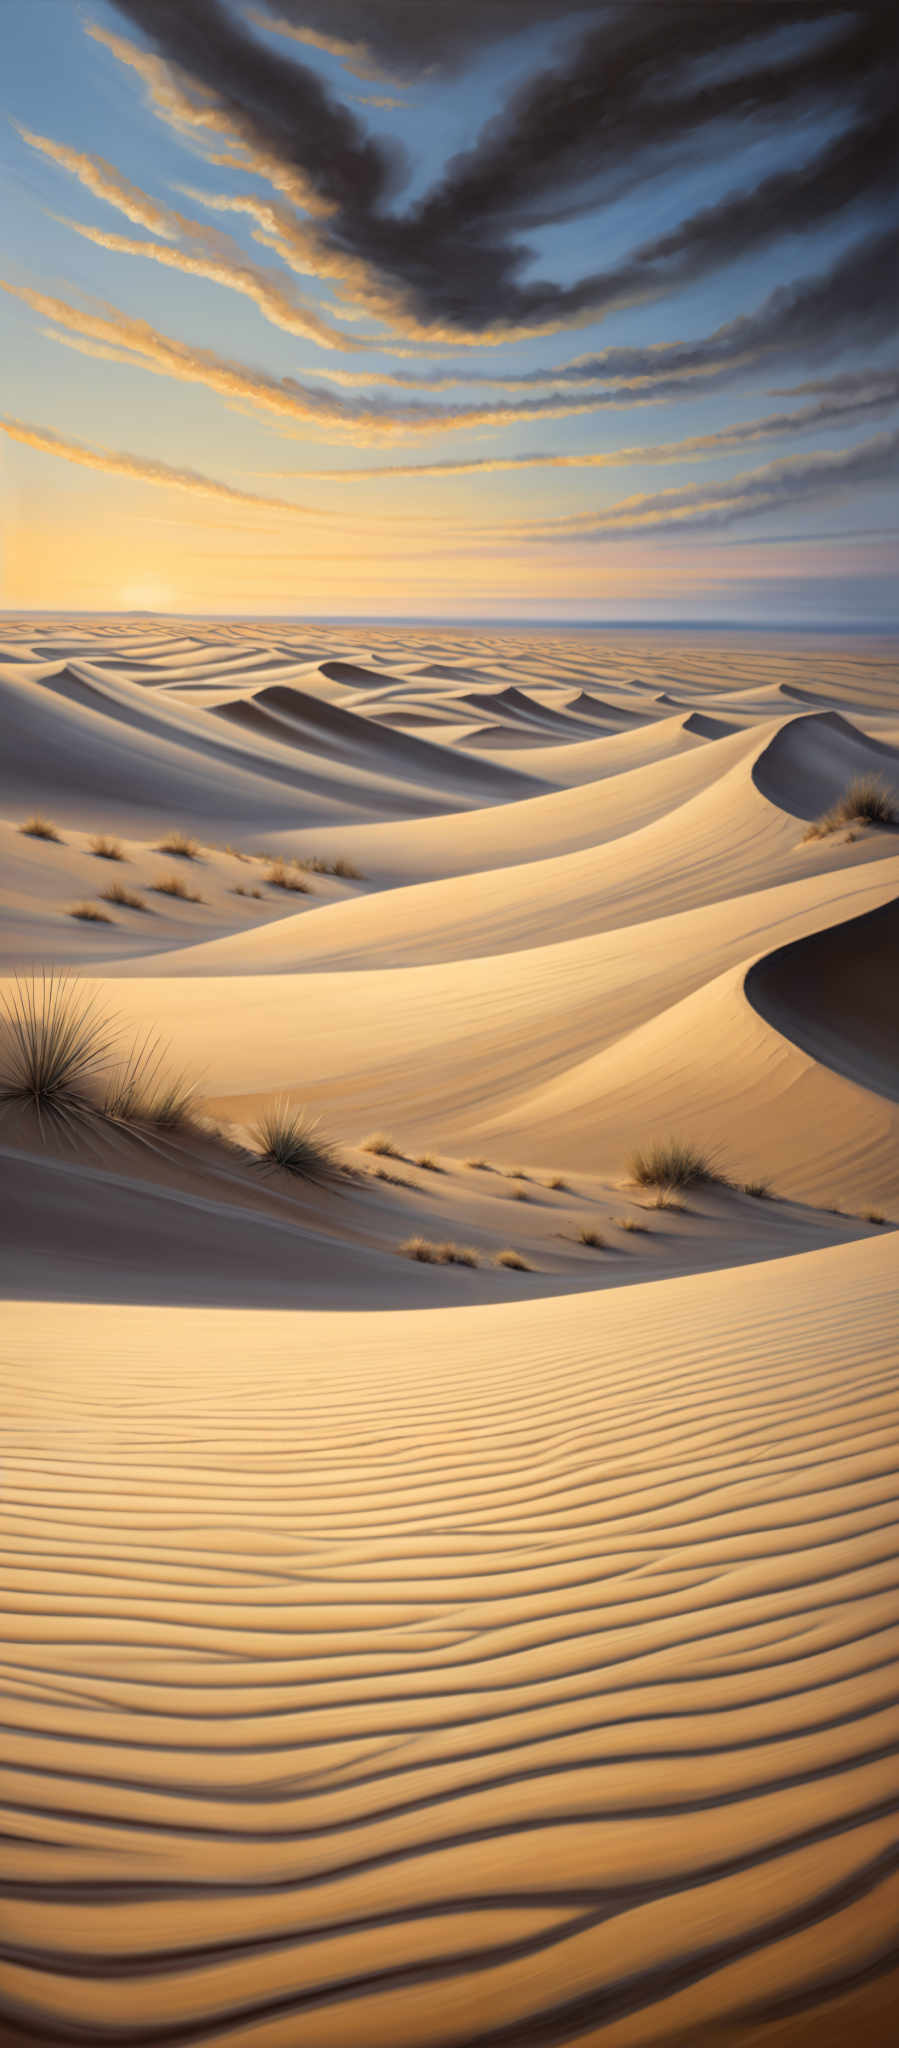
<box><xmin>1</xmin><ymin>0</ymin><xmax>897</xmax><ymax>618</ymax></box>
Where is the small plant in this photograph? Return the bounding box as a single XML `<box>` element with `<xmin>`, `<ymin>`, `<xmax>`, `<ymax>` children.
<box><xmin>547</xmin><ymin>1175</ymin><xmax>568</xmax><ymax>1191</ymax></box>
<box><xmin>69</xmin><ymin>902</ymin><xmax>114</xmax><ymax>923</ymax></box>
<box><xmin>631</xmin><ymin>1138</ymin><xmax>725</xmax><ymax>1191</ymax></box>
<box><xmin>614</xmin><ymin>1216</ymin><xmax>648</xmax><ymax>1233</ymax></box>
<box><xmin>89</xmin><ymin>835</ymin><xmax>125</xmax><ymax>861</ymax></box>
<box><xmin>401</xmin><ymin>1237</ymin><xmax>480</xmax><ymax>1266</ymax></box>
<box><xmin>101</xmin><ymin>883</ymin><xmax>150</xmax><ymax>912</ymax></box>
<box><xmin>104</xmin><ymin>1034</ymin><xmax>196</xmax><ymax>1131</ymax></box>
<box><xmin>506</xmin><ymin>1166</ymin><xmax>530</xmax><ymax>1181</ymax></box>
<box><xmin>648</xmin><ymin>1190</ymin><xmax>684</xmax><ymax>1210</ymax></box>
<box><xmin>862</xmin><ymin>1209</ymin><xmax>887</xmax><ymax>1226</ymax></box>
<box><xmin>252</xmin><ymin>1101</ymin><xmax>339</xmax><ymax>1184</ymax></box>
<box><xmin>743</xmin><ymin>1180</ymin><xmax>772</xmax><ymax>1200</ymax></box>
<box><xmin>804</xmin><ymin>775</ymin><xmax>897</xmax><ymax>840</ymax></box>
<box><xmin>494</xmin><ymin>1248</ymin><xmax>532</xmax><ymax>1271</ymax></box>
<box><xmin>299</xmin><ymin>854</ymin><xmax>363</xmax><ymax>880</ymax></box>
<box><xmin>362</xmin><ymin>1132</ymin><xmax>403</xmax><ymax>1157</ymax></box>
<box><xmin>20</xmin><ymin>816</ymin><xmax>62</xmax><ymax>842</ymax></box>
<box><xmin>265</xmin><ymin>860</ymin><xmax>310</xmax><ymax>893</ymax></box>
<box><xmin>371</xmin><ymin>1166</ymin><xmax>413</xmax><ymax>1187</ymax></box>
<box><xmin>414</xmin><ymin>1154</ymin><xmax>443</xmax><ymax>1171</ymax></box>
<box><xmin>0</xmin><ymin>972</ymin><xmax>115</xmax><ymax>1131</ymax></box>
<box><xmin>156</xmin><ymin>830</ymin><xmax>199</xmax><ymax>859</ymax></box>
<box><xmin>578</xmin><ymin>1227</ymin><xmax>606</xmax><ymax>1249</ymax></box>
<box><xmin>233</xmin><ymin>885</ymin><xmax>265</xmax><ymax>900</ymax></box>
<box><xmin>465</xmin><ymin>1157</ymin><xmax>491</xmax><ymax>1170</ymax></box>
<box><xmin>511</xmin><ymin>1187</ymin><xmax>530</xmax><ymax>1202</ymax></box>
<box><xmin>152</xmin><ymin>872</ymin><xmax>204</xmax><ymax>902</ymax></box>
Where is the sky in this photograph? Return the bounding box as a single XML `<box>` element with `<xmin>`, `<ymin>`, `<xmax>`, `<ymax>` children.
<box><xmin>1</xmin><ymin>0</ymin><xmax>897</xmax><ymax>621</ymax></box>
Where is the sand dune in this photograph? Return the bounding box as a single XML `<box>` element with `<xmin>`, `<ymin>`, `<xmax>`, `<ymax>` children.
<box><xmin>1</xmin><ymin>620</ymin><xmax>897</xmax><ymax>2048</ymax></box>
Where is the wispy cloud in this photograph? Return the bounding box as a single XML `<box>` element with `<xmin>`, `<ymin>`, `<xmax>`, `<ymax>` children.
<box><xmin>0</xmin><ymin>416</ymin><xmax>326</xmax><ymax>514</ymax></box>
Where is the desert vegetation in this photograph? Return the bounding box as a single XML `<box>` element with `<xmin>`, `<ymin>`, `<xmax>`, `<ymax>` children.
<box><xmin>0</xmin><ymin>972</ymin><xmax>190</xmax><ymax>1138</ymax></box>
<box><xmin>401</xmin><ymin>1237</ymin><xmax>480</xmax><ymax>1266</ymax></box>
<box><xmin>578</xmin><ymin>1227</ymin><xmax>606</xmax><ymax>1249</ymax></box>
<box><xmin>252</xmin><ymin>1101</ymin><xmax>339</xmax><ymax>1184</ymax></box>
<box><xmin>631</xmin><ymin>1138</ymin><xmax>728</xmax><ymax>1192</ymax></box>
<box><xmin>615</xmin><ymin>1216</ymin><xmax>648</xmax><ymax>1233</ymax></box>
<box><xmin>156</xmin><ymin>830</ymin><xmax>200</xmax><ymax>859</ymax></box>
<box><xmin>299</xmin><ymin>855</ymin><xmax>363</xmax><ymax>880</ymax></box>
<box><xmin>265</xmin><ymin>859</ymin><xmax>311</xmax><ymax>893</ymax></box>
<box><xmin>494</xmin><ymin>1248</ymin><xmax>532</xmax><ymax>1270</ymax></box>
<box><xmin>743</xmin><ymin>1180</ymin><xmax>772</xmax><ymax>1199</ymax></box>
<box><xmin>362</xmin><ymin>1132</ymin><xmax>403</xmax><ymax>1158</ymax></box>
<box><xmin>101</xmin><ymin>883</ymin><xmax>150</xmax><ymax>912</ymax></box>
<box><xmin>804</xmin><ymin>775</ymin><xmax>897</xmax><ymax>840</ymax></box>
<box><xmin>69</xmin><ymin>902</ymin><xmax>114</xmax><ymax>923</ymax></box>
<box><xmin>89</xmin><ymin>835</ymin><xmax>125</xmax><ymax>861</ymax></box>
<box><xmin>152</xmin><ymin>872</ymin><xmax>204</xmax><ymax>902</ymax></box>
<box><xmin>19</xmin><ymin>816</ymin><xmax>62</xmax><ymax>842</ymax></box>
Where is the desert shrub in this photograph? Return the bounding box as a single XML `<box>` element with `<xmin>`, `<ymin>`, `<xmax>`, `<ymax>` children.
<box><xmin>156</xmin><ymin>830</ymin><xmax>199</xmax><ymax>859</ymax></box>
<box><xmin>805</xmin><ymin>775</ymin><xmax>897</xmax><ymax>840</ymax></box>
<box><xmin>494</xmin><ymin>1248</ymin><xmax>532</xmax><ymax>1270</ymax></box>
<box><xmin>152</xmin><ymin>872</ymin><xmax>203</xmax><ymax>902</ymax></box>
<box><xmin>547</xmin><ymin>1174</ymin><xmax>568</xmax><ymax>1191</ymax></box>
<box><xmin>265</xmin><ymin>860</ymin><xmax>310</xmax><ymax>893</ymax></box>
<box><xmin>614</xmin><ymin>1215</ymin><xmax>648</xmax><ymax>1233</ymax></box>
<box><xmin>233</xmin><ymin>885</ymin><xmax>264</xmax><ymax>900</ymax></box>
<box><xmin>414</xmin><ymin>1154</ymin><xmax>443</xmax><ymax>1171</ymax></box>
<box><xmin>511</xmin><ymin>1187</ymin><xmax>530</xmax><ymax>1202</ymax></box>
<box><xmin>103</xmin><ymin>1033</ymin><xmax>196</xmax><ymax>1130</ymax></box>
<box><xmin>299</xmin><ymin>854</ymin><xmax>363</xmax><ymax>879</ymax></box>
<box><xmin>69</xmin><ymin>903</ymin><xmax>114</xmax><ymax>923</ymax></box>
<box><xmin>401</xmin><ymin>1238</ymin><xmax>480</xmax><ymax>1266</ymax></box>
<box><xmin>252</xmin><ymin>1101</ymin><xmax>338</xmax><ymax>1183</ymax></box>
<box><xmin>630</xmin><ymin>1138</ymin><xmax>726</xmax><ymax>1191</ymax></box>
<box><xmin>362</xmin><ymin>1132</ymin><xmax>403</xmax><ymax>1157</ymax></box>
<box><xmin>862</xmin><ymin>1209</ymin><xmax>888</xmax><ymax>1226</ymax></box>
<box><xmin>101</xmin><ymin>883</ymin><xmax>150</xmax><ymax>911</ymax></box>
<box><xmin>89</xmin><ymin>836</ymin><xmax>125</xmax><ymax>861</ymax></box>
<box><xmin>743</xmin><ymin>1180</ymin><xmax>772</xmax><ymax>1199</ymax></box>
<box><xmin>578</xmin><ymin>1227</ymin><xmax>606</xmax><ymax>1249</ymax></box>
<box><xmin>20</xmin><ymin>816</ymin><xmax>62</xmax><ymax>842</ymax></box>
<box><xmin>0</xmin><ymin>972</ymin><xmax>113</xmax><ymax>1130</ymax></box>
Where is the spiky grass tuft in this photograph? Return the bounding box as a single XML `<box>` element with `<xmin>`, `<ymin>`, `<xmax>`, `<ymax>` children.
<box><xmin>743</xmin><ymin>1179</ymin><xmax>772</xmax><ymax>1200</ymax></box>
<box><xmin>494</xmin><ymin>1248</ymin><xmax>532</xmax><ymax>1271</ymax></box>
<box><xmin>152</xmin><ymin>872</ymin><xmax>203</xmax><ymax>902</ymax></box>
<box><xmin>578</xmin><ymin>1227</ymin><xmax>606</xmax><ymax>1249</ymax></box>
<box><xmin>252</xmin><ymin>1101</ymin><xmax>339</xmax><ymax>1184</ymax></box>
<box><xmin>401</xmin><ymin>1238</ymin><xmax>480</xmax><ymax>1266</ymax></box>
<box><xmin>20</xmin><ymin>816</ymin><xmax>62</xmax><ymax>842</ymax></box>
<box><xmin>156</xmin><ymin>830</ymin><xmax>199</xmax><ymax>859</ymax></box>
<box><xmin>0</xmin><ymin>972</ymin><xmax>114</xmax><ymax>1131</ymax></box>
<box><xmin>805</xmin><ymin>775</ymin><xmax>897</xmax><ymax>840</ymax></box>
<box><xmin>265</xmin><ymin>860</ymin><xmax>310</xmax><ymax>893</ymax></box>
<box><xmin>89</xmin><ymin>836</ymin><xmax>125</xmax><ymax>861</ymax></box>
<box><xmin>101</xmin><ymin>883</ymin><xmax>150</xmax><ymax>912</ymax></box>
<box><xmin>361</xmin><ymin>1132</ymin><xmax>403</xmax><ymax>1158</ymax></box>
<box><xmin>69</xmin><ymin>902</ymin><xmax>114</xmax><ymax>923</ymax></box>
<box><xmin>631</xmin><ymin>1138</ymin><xmax>726</xmax><ymax>1192</ymax></box>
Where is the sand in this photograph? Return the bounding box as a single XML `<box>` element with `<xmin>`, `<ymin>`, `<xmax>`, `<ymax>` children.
<box><xmin>0</xmin><ymin>621</ymin><xmax>897</xmax><ymax>2046</ymax></box>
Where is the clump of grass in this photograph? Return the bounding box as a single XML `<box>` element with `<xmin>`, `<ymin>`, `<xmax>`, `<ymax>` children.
<box><xmin>401</xmin><ymin>1237</ymin><xmax>480</xmax><ymax>1267</ymax></box>
<box><xmin>615</xmin><ymin>1216</ymin><xmax>648</xmax><ymax>1233</ymax></box>
<box><xmin>511</xmin><ymin>1187</ymin><xmax>530</xmax><ymax>1202</ymax></box>
<box><xmin>0</xmin><ymin>972</ymin><xmax>114</xmax><ymax>1131</ymax></box>
<box><xmin>371</xmin><ymin>1166</ymin><xmax>413</xmax><ymax>1187</ymax></box>
<box><xmin>299</xmin><ymin>854</ymin><xmax>364</xmax><ymax>880</ymax></box>
<box><xmin>743</xmin><ymin>1179</ymin><xmax>772</xmax><ymax>1200</ymax></box>
<box><xmin>578</xmin><ymin>1227</ymin><xmax>606</xmax><ymax>1249</ymax></box>
<box><xmin>252</xmin><ymin>1101</ymin><xmax>339</xmax><ymax>1184</ymax></box>
<box><xmin>265</xmin><ymin>859</ymin><xmax>310</xmax><ymax>893</ymax></box>
<box><xmin>89</xmin><ymin>835</ymin><xmax>125</xmax><ymax>861</ymax></box>
<box><xmin>648</xmin><ymin>1190</ymin><xmax>684</xmax><ymax>1211</ymax></box>
<box><xmin>465</xmin><ymin>1157</ymin><xmax>491</xmax><ymax>1170</ymax></box>
<box><xmin>361</xmin><ymin>1132</ymin><xmax>403</xmax><ymax>1158</ymax></box>
<box><xmin>152</xmin><ymin>872</ymin><xmax>204</xmax><ymax>902</ymax></box>
<box><xmin>631</xmin><ymin>1138</ymin><xmax>726</xmax><ymax>1192</ymax></box>
<box><xmin>69</xmin><ymin>902</ymin><xmax>114</xmax><ymax>923</ymax></box>
<box><xmin>20</xmin><ymin>816</ymin><xmax>62</xmax><ymax>842</ymax></box>
<box><xmin>233</xmin><ymin>885</ymin><xmax>264</xmax><ymax>900</ymax></box>
<box><xmin>506</xmin><ymin>1166</ymin><xmax>530</xmax><ymax>1181</ymax></box>
<box><xmin>101</xmin><ymin>882</ymin><xmax>150</xmax><ymax>912</ymax></box>
<box><xmin>547</xmin><ymin>1174</ymin><xmax>568</xmax><ymax>1191</ymax></box>
<box><xmin>414</xmin><ymin>1154</ymin><xmax>443</xmax><ymax>1171</ymax></box>
<box><xmin>804</xmin><ymin>775</ymin><xmax>897</xmax><ymax>840</ymax></box>
<box><xmin>862</xmin><ymin>1209</ymin><xmax>888</xmax><ymax>1226</ymax></box>
<box><xmin>103</xmin><ymin>1034</ymin><xmax>196</xmax><ymax>1131</ymax></box>
<box><xmin>494</xmin><ymin>1248</ymin><xmax>532</xmax><ymax>1271</ymax></box>
<box><xmin>156</xmin><ymin>830</ymin><xmax>200</xmax><ymax>859</ymax></box>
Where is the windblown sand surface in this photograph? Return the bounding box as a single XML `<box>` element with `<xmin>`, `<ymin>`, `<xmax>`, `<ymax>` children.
<box><xmin>1</xmin><ymin>621</ymin><xmax>897</xmax><ymax>2045</ymax></box>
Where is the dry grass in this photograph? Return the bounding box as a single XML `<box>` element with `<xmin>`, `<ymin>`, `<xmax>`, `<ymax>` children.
<box><xmin>862</xmin><ymin>1209</ymin><xmax>888</xmax><ymax>1226</ymax></box>
<box><xmin>804</xmin><ymin>775</ymin><xmax>897</xmax><ymax>840</ymax></box>
<box><xmin>361</xmin><ymin>1132</ymin><xmax>403</xmax><ymax>1158</ymax></box>
<box><xmin>299</xmin><ymin>855</ymin><xmax>364</xmax><ymax>880</ymax></box>
<box><xmin>647</xmin><ymin>1190</ymin><xmax>684</xmax><ymax>1211</ymax></box>
<box><xmin>631</xmin><ymin>1138</ymin><xmax>726</xmax><ymax>1192</ymax></box>
<box><xmin>0</xmin><ymin>972</ymin><xmax>115</xmax><ymax>1131</ymax></box>
<box><xmin>89</xmin><ymin>835</ymin><xmax>125</xmax><ymax>861</ymax></box>
<box><xmin>401</xmin><ymin>1237</ymin><xmax>480</xmax><ymax>1267</ymax></box>
<box><xmin>20</xmin><ymin>816</ymin><xmax>62</xmax><ymax>842</ymax></box>
<box><xmin>151</xmin><ymin>872</ymin><xmax>204</xmax><ymax>902</ymax></box>
<box><xmin>252</xmin><ymin>1101</ymin><xmax>339</xmax><ymax>1184</ymax></box>
<box><xmin>494</xmin><ymin>1248</ymin><xmax>532</xmax><ymax>1271</ymax></box>
<box><xmin>233</xmin><ymin>885</ymin><xmax>264</xmax><ymax>900</ymax></box>
<box><xmin>743</xmin><ymin>1179</ymin><xmax>772</xmax><ymax>1199</ymax></box>
<box><xmin>69</xmin><ymin>902</ymin><xmax>114</xmax><ymax>923</ymax></box>
<box><xmin>578</xmin><ymin>1227</ymin><xmax>606</xmax><ymax>1249</ymax></box>
<box><xmin>265</xmin><ymin>860</ymin><xmax>311</xmax><ymax>893</ymax></box>
<box><xmin>615</xmin><ymin>1216</ymin><xmax>648</xmax><ymax>1233</ymax></box>
<box><xmin>506</xmin><ymin>1166</ymin><xmax>530</xmax><ymax>1181</ymax></box>
<box><xmin>156</xmin><ymin>830</ymin><xmax>200</xmax><ymax>859</ymax></box>
<box><xmin>101</xmin><ymin>883</ymin><xmax>150</xmax><ymax>912</ymax></box>
<box><xmin>371</xmin><ymin>1167</ymin><xmax>413</xmax><ymax>1187</ymax></box>
<box><xmin>414</xmin><ymin>1154</ymin><xmax>443</xmax><ymax>1171</ymax></box>
<box><xmin>104</xmin><ymin>1034</ymin><xmax>196</xmax><ymax>1131</ymax></box>
<box><xmin>547</xmin><ymin>1174</ymin><xmax>568</xmax><ymax>1191</ymax></box>
<box><xmin>465</xmin><ymin>1157</ymin><xmax>491</xmax><ymax>1170</ymax></box>
<box><xmin>511</xmin><ymin>1187</ymin><xmax>531</xmax><ymax>1202</ymax></box>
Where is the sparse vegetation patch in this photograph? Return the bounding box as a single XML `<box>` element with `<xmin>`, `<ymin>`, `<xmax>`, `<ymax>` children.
<box><xmin>20</xmin><ymin>816</ymin><xmax>62</xmax><ymax>842</ymax></box>
<box><xmin>69</xmin><ymin>902</ymin><xmax>114</xmax><ymax>923</ymax></box>
<box><xmin>157</xmin><ymin>831</ymin><xmax>200</xmax><ymax>859</ymax></box>
<box><xmin>631</xmin><ymin>1138</ymin><xmax>726</xmax><ymax>1192</ymax></box>
<box><xmin>804</xmin><ymin>775</ymin><xmax>897</xmax><ymax>840</ymax></box>
<box><xmin>401</xmin><ymin>1237</ymin><xmax>480</xmax><ymax>1266</ymax></box>
<box><xmin>101</xmin><ymin>883</ymin><xmax>150</xmax><ymax>912</ymax></box>
<box><xmin>152</xmin><ymin>872</ymin><xmax>204</xmax><ymax>902</ymax></box>
<box><xmin>252</xmin><ymin>1101</ymin><xmax>339</xmax><ymax>1184</ymax></box>
<box><xmin>494</xmin><ymin>1249</ymin><xmax>532</xmax><ymax>1271</ymax></box>
<box><xmin>89</xmin><ymin>836</ymin><xmax>125</xmax><ymax>861</ymax></box>
<box><xmin>362</xmin><ymin>1132</ymin><xmax>403</xmax><ymax>1157</ymax></box>
<box><xmin>265</xmin><ymin>859</ymin><xmax>311</xmax><ymax>893</ymax></box>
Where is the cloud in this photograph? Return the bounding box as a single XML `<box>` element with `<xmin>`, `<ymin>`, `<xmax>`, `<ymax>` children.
<box><xmin>103</xmin><ymin>1</ymin><xmax>895</xmax><ymax>341</ymax></box>
<box><xmin>0</xmin><ymin>416</ymin><xmax>324</xmax><ymax>513</ymax></box>
<box><xmin>486</xmin><ymin>430</ymin><xmax>899</xmax><ymax>540</ymax></box>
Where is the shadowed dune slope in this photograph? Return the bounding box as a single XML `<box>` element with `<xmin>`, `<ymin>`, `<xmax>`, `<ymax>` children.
<box><xmin>747</xmin><ymin>895</ymin><xmax>899</xmax><ymax>1103</ymax></box>
<box><xmin>1</xmin><ymin>1232</ymin><xmax>898</xmax><ymax>2047</ymax></box>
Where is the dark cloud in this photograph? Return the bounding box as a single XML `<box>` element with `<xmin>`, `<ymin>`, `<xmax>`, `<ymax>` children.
<box><xmin>108</xmin><ymin>2</ymin><xmax>897</xmax><ymax>340</ymax></box>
